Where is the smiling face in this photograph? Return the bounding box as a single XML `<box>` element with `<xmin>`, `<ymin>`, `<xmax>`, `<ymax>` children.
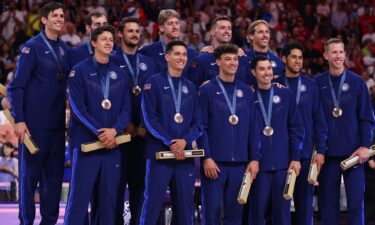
<box><xmin>248</xmin><ymin>22</ymin><xmax>270</xmax><ymax>49</ymax></box>
<box><xmin>41</xmin><ymin>8</ymin><xmax>64</xmax><ymax>34</ymax></box>
<box><xmin>119</xmin><ymin>21</ymin><xmax>140</xmax><ymax>48</ymax></box>
<box><xmin>324</xmin><ymin>42</ymin><xmax>346</xmax><ymax>71</ymax></box>
<box><xmin>283</xmin><ymin>48</ymin><xmax>303</xmax><ymax>76</ymax></box>
<box><xmin>92</xmin><ymin>31</ymin><xmax>114</xmax><ymax>56</ymax></box>
<box><xmin>87</xmin><ymin>15</ymin><xmax>108</xmax><ymax>35</ymax></box>
<box><xmin>210</xmin><ymin>19</ymin><xmax>232</xmax><ymax>44</ymax></box>
<box><xmin>165</xmin><ymin>45</ymin><xmax>187</xmax><ymax>73</ymax></box>
<box><xmin>252</xmin><ymin>59</ymin><xmax>273</xmax><ymax>86</ymax></box>
<box><xmin>217</xmin><ymin>53</ymin><xmax>238</xmax><ymax>77</ymax></box>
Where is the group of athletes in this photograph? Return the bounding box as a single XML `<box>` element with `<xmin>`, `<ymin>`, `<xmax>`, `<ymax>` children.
<box><xmin>6</xmin><ymin>2</ymin><xmax>375</xmax><ymax>225</ymax></box>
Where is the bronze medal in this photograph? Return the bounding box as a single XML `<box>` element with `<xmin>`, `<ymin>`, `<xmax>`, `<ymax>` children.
<box><xmin>101</xmin><ymin>99</ymin><xmax>112</xmax><ymax>110</ymax></box>
<box><xmin>332</xmin><ymin>107</ymin><xmax>342</xmax><ymax>117</ymax></box>
<box><xmin>174</xmin><ymin>113</ymin><xmax>183</xmax><ymax>123</ymax></box>
<box><xmin>263</xmin><ymin>126</ymin><xmax>274</xmax><ymax>136</ymax></box>
<box><xmin>132</xmin><ymin>85</ymin><xmax>142</xmax><ymax>96</ymax></box>
<box><xmin>229</xmin><ymin>114</ymin><xmax>239</xmax><ymax>125</ymax></box>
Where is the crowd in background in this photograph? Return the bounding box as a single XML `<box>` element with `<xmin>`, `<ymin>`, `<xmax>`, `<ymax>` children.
<box><xmin>0</xmin><ymin>0</ymin><xmax>374</xmax><ymax>214</ymax></box>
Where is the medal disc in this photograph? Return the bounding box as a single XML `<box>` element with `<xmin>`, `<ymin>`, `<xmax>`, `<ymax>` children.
<box><xmin>101</xmin><ymin>99</ymin><xmax>112</xmax><ymax>110</ymax></box>
<box><xmin>174</xmin><ymin>113</ymin><xmax>184</xmax><ymax>123</ymax></box>
<box><xmin>229</xmin><ymin>114</ymin><xmax>239</xmax><ymax>125</ymax></box>
<box><xmin>263</xmin><ymin>126</ymin><xmax>274</xmax><ymax>136</ymax></box>
<box><xmin>132</xmin><ymin>85</ymin><xmax>142</xmax><ymax>96</ymax></box>
<box><xmin>332</xmin><ymin>107</ymin><xmax>342</xmax><ymax>117</ymax></box>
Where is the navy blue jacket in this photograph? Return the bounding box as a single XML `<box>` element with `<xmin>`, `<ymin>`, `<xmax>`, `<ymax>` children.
<box><xmin>245</xmin><ymin>50</ymin><xmax>284</xmax><ymax>86</ymax></box>
<box><xmin>187</xmin><ymin>52</ymin><xmax>250</xmax><ymax>88</ymax></box>
<box><xmin>68</xmin><ymin>57</ymin><xmax>131</xmax><ymax>147</ymax></box>
<box><xmin>111</xmin><ymin>51</ymin><xmax>158</xmax><ymax>125</ymax></box>
<box><xmin>197</xmin><ymin>77</ymin><xmax>261</xmax><ymax>162</ymax></box>
<box><xmin>141</xmin><ymin>71</ymin><xmax>203</xmax><ymax>159</ymax></box>
<box><xmin>8</xmin><ymin>31</ymin><xmax>69</xmax><ymax>130</ymax></box>
<box><xmin>275</xmin><ymin>74</ymin><xmax>328</xmax><ymax>158</ymax></box>
<box><xmin>138</xmin><ymin>41</ymin><xmax>197</xmax><ymax>76</ymax></box>
<box><xmin>315</xmin><ymin>70</ymin><xmax>375</xmax><ymax>157</ymax></box>
<box><xmin>255</xmin><ymin>84</ymin><xmax>304</xmax><ymax>171</ymax></box>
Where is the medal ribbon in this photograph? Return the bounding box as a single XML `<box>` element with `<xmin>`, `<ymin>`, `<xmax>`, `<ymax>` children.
<box><xmin>92</xmin><ymin>56</ymin><xmax>111</xmax><ymax>101</ymax></box>
<box><xmin>122</xmin><ymin>53</ymin><xmax>140</xmax><ymax>87</ymax></box>
<box><xmin>257</xmin><ymin>85</ymin><xmax>274</xmax><ymax>127</ymax></box>
<box><xmin>285</xmin><ymin>76</ymin><xmax>302</xmax><ymax>105</ymax></box>
<box><xmin>216</xmin><ymin>76</ymin><xmax>237</xmax><ymax>115</ymax></box>
<box><xmin>87</xmin><ymin>42</ymin><xmax>93</xmax><ymax>55</ymax></box>
<box><xmin>328</xmin><ymin>70</ymin><xmax>346</xmax><ymax>108</ymax></box>
<box><xmin>40</xmin><ymin>31</ymin><xmax>64</xmax><ymax>78</ymax></box>
<box><xmin>167</xmin><ymin>75</ymin><xmax>182</xmax><ymax>114</ymax></box>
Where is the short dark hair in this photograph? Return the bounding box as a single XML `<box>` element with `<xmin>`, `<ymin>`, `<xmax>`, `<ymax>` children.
<box><xmin>86</xmin><ymin>12</ymin><xmax>107</xmax><ymax>26</ymax></box>
<box><xmin>213</xmin><ymin>44</ymin><xmax>239</xmax><ymax>59</ymax></box>
<box><xmin>210</xmin><ymin>16</ymin><xmax>232</xmax><ymax>30</ymax></box>
<box><xmin>118</xmin><ymin>17</ymin><xmax>140</xmax><ymax>32</ymax></box>
<box><xmin>250</xmin><ymin>56</ymin><xmax>271</xmax><ymax>69</ymax></box>
<box><xmin>91</xmin><ymin>25</ymin><xmax>116</xmax><ymax>41</ymax></box>
<box><xmin>40</xmin><ymin>2</ymin><xmax>64</xmax><ymax>19</ymax></box>
<box><xmin>282</xmin><ymin>42</ymin><xmax>304</xmax><ymax>57</ymax></box>
<box><xmin>165</xmin><ymin>40</ymin><xmax>187</xmax><ymax>54</ymax></box>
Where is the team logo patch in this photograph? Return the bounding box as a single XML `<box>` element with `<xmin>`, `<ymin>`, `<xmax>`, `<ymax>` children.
<box><xmin>271</xmin><ymin>61</ymin><xmax>276</xmax><ymax>68</ymax></box>
<box><xmin>69</xmin><ymin>70</ymin><xmax>75</xmax><ymax>77</ymax></box>
<box><xmin>139</xmin><ymin>63</ymin><xmax>147</xmax><ymax>71</ymax></box>
<box><xmin>144</xmin><ymin>83</ymin><xmax>151</xmax><ymax>90</ymax></box>
<box><xmin>273</xmin><ymin>95</ymin><xmax>281</xmax><ymax>104</ymax></box>
<box><xmin>109</xmin><ymin>71</ymin><xmax>117</xmax><ymax>80</ymax></box>
<box><xmin>190</xmin><ymin>61</ymin><xmax>197</xmax><ymax>68</ymax></box>
<box><xmin>182</xmin><ymin>85</ymin><xmax>189</xmax><ymax>94</ymax></box>
<box><xmin>342</xmin><ymin>83</ymin><xmax>349</xmax><ymax>92</ymax></box>
<box><xmin>236</xmin><ymin>89</ymin><xmax>243</xmax><ymax>98</ymax></box>
<box><xmin>21</xmin><ymin>47</ymin><xmax>30</xmax><ymax>54</ymax></box>
<box><xmin>300</xmin><ymin>84</ymin><xmax>307</xmax><ymax>92</ymax></box>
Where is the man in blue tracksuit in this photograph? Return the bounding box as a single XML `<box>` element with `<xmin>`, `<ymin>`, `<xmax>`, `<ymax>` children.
<box><xmin>112</xmin><ymin>17</ymin><xmax>157</xmax><ymax>225</ymax></box>
<box><xmin>249</xmin><ymin>56</ymin><xmax>304</xmax><ymax>225</ymax></box>
<box><xmin>140</xmin><ymin>40</ymin><xmax>202</xmax><ymax>225</ymax></box>
<box><xmin>66</xmin><ymin>12</ymin><xmax>108</xmax><ymax>68</ymax></box>
<box><xmin>64</xmin><ymin>25</ymin><xmax>131</xmax><ymax>225</ymax></box>
<box><xmin>7</xmin><ymin>2</ymin><xmax>69</xmax><ymax>225</ymax></box>
<box><xmin>187</xmin><ymin>16</ymin><xmax>250</xmax><ymax>88</ymax></box>
<box><xmin>197</xmin><ymin>43</ymin><xmax>261</xmax><ymax>225</ymax></box>
<box><xmin>138</xmin><ymin>9</ymin><xmax>197</xmax><ymax>76</ymax></box>
<box><xmin>315</xmin><ymin>38</ymin><xmax>375</xmax><ymax>225</ymax></box>
<box><xmin>275</xmin><ymin>43</ymin><xmax>328</xmax><ymax>225</ymax></box>
<box><xmin>245</xmin><ymin>20</ymin><xmax>284</xmax><ymax>87</ymax></box>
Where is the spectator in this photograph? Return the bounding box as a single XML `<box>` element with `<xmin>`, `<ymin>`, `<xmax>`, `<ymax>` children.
<box><xmin>0</xmin><ymin>43</ymin><xmax>16</xmax><ymax>85</ymax></box>
<box><xmin>0</xmin><ymin>1</ymin><xmax>24</xmax><ymax>41</ymax></box>
<box><xmin>24</xmin><ymin>2</ymin><xmax>41</xmax><ymax>38</ymax></box>
<box><xmin>316</xmin><ymin>0</ymin><xmax>331</xmax><ymax>20</ymax></box>
<box><xmin>61</xmin><ymin>23</ymin><xmax>81</xmax><ymax>47</ymax></box>
<box><xmin>331</xmin><ymin>2</ymin><xmax>348</xmax><ymax>33</ymax></box>
<box><xmin>86</xmin><ymin>0</ymin><xmax>106</xmax><ymax>15</ymax></box>
<box><xmin>0</xmin><ymin>142</ymin><xmax>18</xmax><ymax>202</ymax></box>
<box><xmin>362</xmin><ymin>24</ymin><xmax>375</xmax><ymax>43</ymax></box>
<box><xmin>302</xmin><ymin>3</ymin><xmax>318</xmax><ymax>31</ymax></box>
<box><xmin>359</xmin><ymin>6</ymin><xmax>375</xmax><ymax>35</ymax></box>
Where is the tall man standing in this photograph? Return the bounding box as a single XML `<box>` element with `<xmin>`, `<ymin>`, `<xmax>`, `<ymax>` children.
<box><xmin>112</xmin><ymin>17</ymin><xmax>157</xmax><ymax>225</ymax></box>
<box><xmin>64</xmin><ymin>25</ymin><xmax>131</xmax><ymax>225</ymax></box>
<box><xmin>250</xmin><ymin>56</ymin><xmax>304</xmax><ymax>225</ymax></box>
<box><xmin>198</xmin><ymin>43</ymin><xmax>261</xmax><ymax>225</ymax></box>
<box><xmin>315</xmin><ymin>38</ymin><xmax>375</xmax><ymax>225</ymax></box>
<box><xmin>7</xmin><ymin>2</ymin><xmax>69</xmax><ymax>225</ymax></box>
<box><xmin>276</xmin><ymin>43</ymin><xmax>327</xmax><ymax>225</ymax></box>
<box><xmin>140</xmin><ymin>41</ymin><xmax>202</xmax><ymax>225</ymax></box>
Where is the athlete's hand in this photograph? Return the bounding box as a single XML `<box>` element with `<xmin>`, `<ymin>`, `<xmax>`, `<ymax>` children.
<box><xmin>170</xmin><ymin>139</ymin><xmax>187</xmax><ymax>160</ymax></box>
<box><xmin>351</xmin><ymin>146</ymin><xmax>370</xmax><ymax>164</ymax></box>
<box><xmin>245</xmin><ymin>160</ymin><xmax>259</xmax><ymax>182</ymax></box>
<box><xmin>14</xmin><ymin>122</ymin><xmax>30</xmax><ymax>143</ymax></box>
<box><xmin>200</xmin><ymin>46</ymin><xmax>214</xmax><ymax>53</ymax></box>
<box><xmin>98</xmin><ymin>128</ymin><xmax>117</xmax><ymax>149</ymax></box>
<box><xmin>288</xmin><ymin>161</ymin><xmax>301</xmax><ymax>176</ymax></box>
<box><xmin>203</xmin><ymin>158</ymin><xmax>221</xmax><ymax>180</ymax></box>
<box><xmin>125</xmin><ymin>122</ymin><xmax>136</xmax><ymax>138</ymax></box>
<box><xmin>313</xmin><ymin>153</ymin><xmax>325</xmax><ymax>172</ymax></box>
